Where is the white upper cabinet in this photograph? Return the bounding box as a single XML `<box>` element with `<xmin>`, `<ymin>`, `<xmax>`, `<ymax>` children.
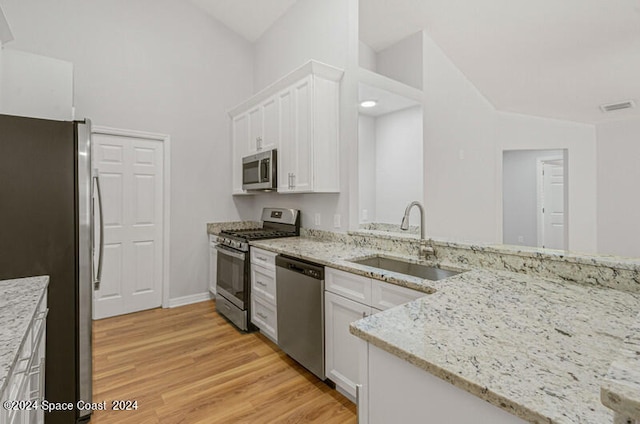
<box><xmin>247</xmin><ymin>96</ymin><xmax>279</xmax><ymax>155</ymax></box>
<box><xmin>231</xmin><ymin>113</ymin><xmax>250</xmax><ymax>194</ymax></box>
<box><xmin>229</xmin><ymin>61</ymin><xmax>343</xmax><ymax>195</ymax></box>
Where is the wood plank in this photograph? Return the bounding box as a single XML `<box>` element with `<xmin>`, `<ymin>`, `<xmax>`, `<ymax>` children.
<box><xmin>91</xmin><ymin>300</ymin><xmax>356</xmax><ymax>423</ymax></box>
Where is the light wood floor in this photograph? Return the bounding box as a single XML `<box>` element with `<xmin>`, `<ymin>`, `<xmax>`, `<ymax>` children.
<box><xmin>91</xmin><ymin>300</ymin><xmax>356</xmax><ymax>424</ymax></box>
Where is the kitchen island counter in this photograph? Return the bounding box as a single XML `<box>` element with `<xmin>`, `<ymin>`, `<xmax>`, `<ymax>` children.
<box><xmin>0</xmin><ymin>276</ymin><xmax>48</xmax><ymax>396</ymax></box>
<box><xmin>251</xmin><ymin>235</ymin><xmax>640</xmax><ymax>423</ymax></box>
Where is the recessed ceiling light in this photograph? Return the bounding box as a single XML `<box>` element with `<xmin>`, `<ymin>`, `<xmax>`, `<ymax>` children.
<box><xmin>360</xmin><ymin>100</ymin><xmax>377</xmax><ymax>108</ymax></box>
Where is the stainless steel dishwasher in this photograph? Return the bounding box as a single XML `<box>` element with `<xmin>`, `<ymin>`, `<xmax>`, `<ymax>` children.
<box><xmin>276</xmin><ymin>255</ymin><xmax>325</xmax><ymax>380</ymax></box>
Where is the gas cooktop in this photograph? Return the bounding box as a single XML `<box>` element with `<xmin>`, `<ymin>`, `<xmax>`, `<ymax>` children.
<box><xmin>217</xmin><ymin>208</ymin><xmax>300</xmax><ymax>251</ymax></box>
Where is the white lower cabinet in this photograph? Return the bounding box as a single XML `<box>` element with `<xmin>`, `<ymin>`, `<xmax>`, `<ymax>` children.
<box><xmin>325</xmin><ymin>291</ymin><xmax>371</xmax><ymax>399</ymax></box>
<box><xmin>250</xmin><ymin>248</ymin><xmax>278</xmax><ymax>342</ymax></box>
<box><xmin>324</xmin><ymin>267</ymin><xmax>424</xmax><ymax>402</ymax></box>
<box><xmin>361</xmin><ymin>344</ymin><xmax>527</xmax><ymax>424</ymax></box>
<box><xmin>250</xmin><ymin>294</ymin><xmax>277</xmax><ymax>341</ymax></box>
<box><xmin>1</xmin><ymin>290</ymin><xmax>47</xmax><ymax>424</ymax></box>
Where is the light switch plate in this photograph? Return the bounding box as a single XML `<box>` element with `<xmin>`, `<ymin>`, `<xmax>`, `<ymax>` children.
<box><xmin>314</xmin><ymin>213</ymin><xmax>321</xmax><ymax>226</ymax></box>
<box><xmin>333</xmin><ymin>214</ymin><xmax>341</xmax><ymax>228</ymax></box>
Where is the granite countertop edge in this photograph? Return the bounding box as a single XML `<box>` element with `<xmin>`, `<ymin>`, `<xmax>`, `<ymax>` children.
<box><xmin>0</xmin><ymin>276</ymin><xmax>49</xmax><ymax>396</ymax></box>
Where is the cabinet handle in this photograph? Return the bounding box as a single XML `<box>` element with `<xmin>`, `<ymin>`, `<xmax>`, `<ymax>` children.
<box><xmin>257</xmin><ymin>280</ymin><xmax>267</xmax><ymax>287</ymax></box>
<box><xmin>362</xmin><ymin>311</ymin><xmax>368</xmax><ymax>318</ymax></box>
<box><xmin>257</xmin><ymin>312</ymin><xmax>267</xmax><ymax>319</ymax></box>
<box><xmin>257</xmin><ymin>256</ymin><xmax>267</xmax><ymax>261</ymax></box>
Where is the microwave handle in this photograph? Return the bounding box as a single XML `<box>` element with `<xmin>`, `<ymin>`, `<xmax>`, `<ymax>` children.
<box><xmin>260</xmin><ymin>158</ymin><xmax>270</xmax><ymax>182</ymax></box>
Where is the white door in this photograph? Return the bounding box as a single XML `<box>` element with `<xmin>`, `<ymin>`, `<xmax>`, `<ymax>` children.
<box><xmin>93</xmin><ymin>132</ymin><xmax>164</xmax><ymax>319</ymax></box>
<box><xmin>540</xmin><ymin>160</ymin><xmax>565</xmax><ymax>250</ymax></box>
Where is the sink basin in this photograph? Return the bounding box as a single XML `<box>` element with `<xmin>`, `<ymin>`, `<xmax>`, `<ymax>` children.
<box><xmin>349</xmin><ymin>256</ymin><xmax>462</xmax><ymax>281</ymax></box>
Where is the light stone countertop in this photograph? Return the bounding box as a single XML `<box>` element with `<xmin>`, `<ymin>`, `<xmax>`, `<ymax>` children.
<box><xmin>250</xmin><ymin>236</ymin><xmax>640</xmax><ymax>424</ymax></box>
<box><xmin>0</xmin><ymin>276</ymin><xmax>49</xmax><ymax>396</ymax></box>
<box><xmin>601</xmin><ymin>311</ymin><xmax>640</xmax><ymax>420</ymax></box>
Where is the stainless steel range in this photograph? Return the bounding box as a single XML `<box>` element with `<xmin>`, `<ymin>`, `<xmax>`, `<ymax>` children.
<box><xmin>215</xmin><ymin>208</ymin><xmax>300</xmax><ymax>331</ymax></box>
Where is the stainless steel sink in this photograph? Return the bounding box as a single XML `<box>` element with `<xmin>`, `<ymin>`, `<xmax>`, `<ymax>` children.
<box><xmin>349</xmin><ymin>256</ymin><xmax>462</xmax><ymax>281</ymax></box>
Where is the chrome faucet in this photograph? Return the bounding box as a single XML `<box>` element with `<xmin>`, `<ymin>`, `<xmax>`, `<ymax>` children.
<box><xmin>401</xmin><ymin>201</ymin><xmax>434</xmax><ymax>258</ymax></box>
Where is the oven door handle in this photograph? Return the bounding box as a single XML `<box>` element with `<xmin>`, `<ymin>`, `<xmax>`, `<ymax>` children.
<box><xmin>215</xmin><ymin>245</ymin><xmax>246</xmax><ymax>260</ymax></box>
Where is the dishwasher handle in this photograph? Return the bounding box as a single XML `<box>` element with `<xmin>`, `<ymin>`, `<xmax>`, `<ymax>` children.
<box><xmin>276</xmin><ymin>255</ymin><xmax>324</xmax><ymax>280</ymax></box>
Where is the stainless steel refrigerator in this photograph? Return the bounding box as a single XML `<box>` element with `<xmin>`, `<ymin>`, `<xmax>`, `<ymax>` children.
<box><xmin>0</xmin><ymin>114</ymin><xmax>100</xmax><ymax>423</ymax></box>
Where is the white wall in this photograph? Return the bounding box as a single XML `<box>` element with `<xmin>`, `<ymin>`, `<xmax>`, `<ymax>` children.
<box><xmin>0</xmin><ymin>48</ymin><xmax>73</xmax><ymax>120</ymax></box>
<box><xmin>423</xmin><ymin>34</ymin><xmax>497</xmax><ymax>243</ymax></box>
<box><xmin>358</xmin><ymin>114</ymin><xmax>376</xmax><ymax>222</ymax></box>
<box><xmin>0</xmin><ymin>0</ymin><xmax>254</xmax><ymax>299</ymax></box>
<box><xmin>596</xmin><ymin>119</ymin><xmax>640</xmax><ymax>257</ymax></box>
<box><xmin>376</xmin><ymin>31</ymin><xmax>423</xmax><ymax>90</ymax></box>
<box><xmin>240</xmin><ymin>0</ymin><xmax>356</xmax><ymax>231</ymax></box>
<box><xmin>423</xmin><ymin>33</ymin><xmax>598</xmax><ymax>252</ymax></box>
<box><xmin>375</xmin><ymin>106</ymin><xmax>423</xmax><ymax>223</ymax></box>
<box><xmin>253</xmin><ymin>0</ymin><xmax>350</xmax><ymax>92</ymax></box>
<box><xmin>358</xmin><ymin>41</ymin><xmax>377</xmax><ymax>73</ymax></box>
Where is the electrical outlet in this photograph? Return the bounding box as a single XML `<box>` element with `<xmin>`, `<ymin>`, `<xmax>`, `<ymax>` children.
<box><xmin>459</xmin><ymin>149</ymin><xmax>465</xmax><ymax>160</ymax></box>
<box><xmin>517</xmin><ymin>236</ymin><xmax>524</xmax><ymax>243</ymax></box>
<box><xmin>333</xmin><ymin>214</ymin><xmax>341</xmax><ymax>228</ymax></box>
<box><xmin>362</xmin><ymin>209</ymin><xmax>368</xmax><ymax>221</ymax></box>
<box><xmin>314</xmin><ymin>213</ymin><xmax>321</xmax><ymax>226</ymax></box>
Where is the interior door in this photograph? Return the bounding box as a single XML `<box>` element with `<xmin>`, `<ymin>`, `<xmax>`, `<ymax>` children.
<box><xmin>541</xmin><ymin>161</ymin><xmax>565</xmax><ymax>250</ymax></box>
<box><xmin>93</xmin><ymin>131</ymin><xmax>164</xmax><ymax>319</ymax></box>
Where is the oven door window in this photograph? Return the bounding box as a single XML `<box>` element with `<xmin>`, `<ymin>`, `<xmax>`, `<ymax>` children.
<box><xmin>243</xmin><ymin>160</ymin><xmax>260</xmax><ymax>185</ymax></box>
<box><xmin>216</xmin><ymin>247</ymin><xmax>247</xmax><ymax>309</ymax></box>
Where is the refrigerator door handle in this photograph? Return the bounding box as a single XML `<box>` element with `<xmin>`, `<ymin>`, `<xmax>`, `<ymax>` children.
<box><xmin>93</xmin><ymin>172</ymin><xmax>105</xmax><ymax>290</ymax></box>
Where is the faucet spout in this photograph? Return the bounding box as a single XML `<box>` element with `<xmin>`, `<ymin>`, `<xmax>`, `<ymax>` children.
<box><xmin>400</xmin><ymin>201</ymin><xmax>433</xmax><ymax>258</ymax></box>
<box><xmin>401</xmin><ymin>201</ymin><xmax>425</xmax><ymax>240</ymax></box>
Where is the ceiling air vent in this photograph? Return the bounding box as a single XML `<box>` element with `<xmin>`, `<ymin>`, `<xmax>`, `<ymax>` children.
<box><xmin>600</xmin><ymin>100</ymin><xmax>636</xmax><ymax>113</ymax></box>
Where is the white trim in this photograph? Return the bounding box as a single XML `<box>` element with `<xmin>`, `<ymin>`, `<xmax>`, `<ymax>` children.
<box><xmin>228</xmin><ymin>60</ymin><xmax>344</xmax><ymax>117</ymax></box>
<box><xmin>91</xmin><ymin>125</ymin><xmax>172</xmax><ymax>310</ymax></box>
<box><xmin>168</xmin><ymin>292</ymin><xmax>211</xmax><ymax>309</ymax></box>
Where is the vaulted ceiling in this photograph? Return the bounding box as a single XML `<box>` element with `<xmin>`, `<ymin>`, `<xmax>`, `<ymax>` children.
<box><xmin>191</xmin><ymin>0</ymin><xmax>640</xmax><ymax>124</ymax></box>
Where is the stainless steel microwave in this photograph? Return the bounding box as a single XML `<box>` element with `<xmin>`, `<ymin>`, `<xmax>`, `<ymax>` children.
<box><xmin>242</xmin><ymin>149</ymin><xmax>277</xmax><ymax>191</ymax></box>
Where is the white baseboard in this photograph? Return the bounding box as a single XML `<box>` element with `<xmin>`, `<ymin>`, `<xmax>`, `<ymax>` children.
<box><xmin>167</xmin><ymin>292</ymin><xmax>212</xmax><ymax>308</ymax></box>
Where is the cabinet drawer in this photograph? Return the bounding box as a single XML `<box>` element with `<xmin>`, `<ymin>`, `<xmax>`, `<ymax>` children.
<box><xmin>251</xmin><ymin>295</ymin><xmax>277</xmax><ymax>342</ymax></box>
<box><xmin>251</xmin><ymin>247</ymin><xmax>277</xmax><ymax>270</ymax></box>
<box><xmin>371</xmin><ymin>280</ymin><xmax>425</xmax><ymax>311</ymax></box>
<box><xmin>326</xmin><ymin>267</ymin><xmax>371</xmax><ymax>304</ymax></box>
<box><xmin>251</xmin><ymin>264</ymin><xmax>276</xmax><ymax>304</ymax></box>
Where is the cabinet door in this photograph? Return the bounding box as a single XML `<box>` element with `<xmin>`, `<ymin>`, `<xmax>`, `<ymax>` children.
<box><xmin>262</xmin><ymin>96</ymin><xmax>279</xmax><ymax>151</ymax></box>
<box><xmin>232</xmin><ymin>113</ymin><xmax>250</xmax><ymax>194</ymax></box>
<box><xmin>277</xmin><ymin>88</ymin><xmax>294</xmax><ymax>191</ymax></box>
<box><xmin>248</xmin><ymin>106</ymin><xmax>263</xmax><ymax>153</ymax></box>
<box><xmin>290</xmin><ymin>76</ymin><xmax>313</xmax><ymax>192</ymax></box>
<box><xmin>325</xmin><ymin>291</ymin><xmax>371</xmax><ymax>399</ymax></box>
